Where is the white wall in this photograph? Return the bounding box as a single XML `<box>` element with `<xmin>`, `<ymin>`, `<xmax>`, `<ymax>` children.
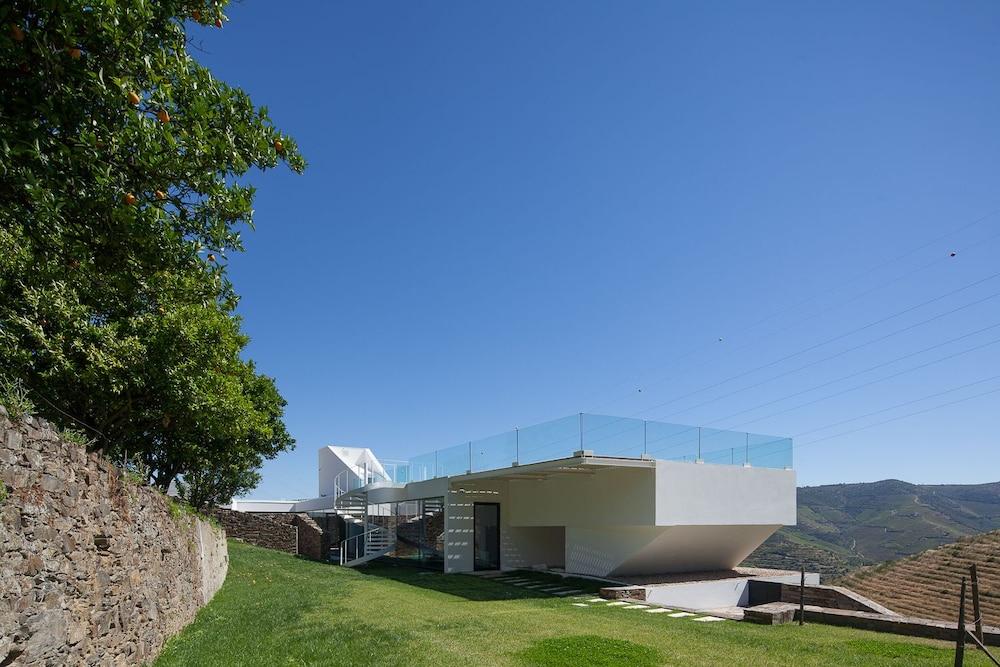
<box><xmin>317</xmin><ymin>446</ymin><xmax>390</xmax><ymax>497</ymax></box>
<box><xmin>506</xmin><ymin>467</ymin><xmax>655</xmax><ymax>527</ymax></box>
<box><xmin>654</xmin><ymin>461</ymin><xmax>796</xmax><ymax>526</ymax></box>
<box><xmin>445</xmin><ymin>481</ymin><xmax>566</xmax><ymax>573</ymax></box>
<box><xmin>643</xmin><ymin>572</ymin><xmax>821</xmax><ymax>611</ymax></box>
<box><xmin>444</xmin><ymin>484</ymin><xmax>501</xmax><ymax>572</ymax></box>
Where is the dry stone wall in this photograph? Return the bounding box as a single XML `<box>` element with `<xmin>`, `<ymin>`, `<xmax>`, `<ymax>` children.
<box><xmin>0</xmin><ymin>407</ymin><xmax>228</xmax><ymax>666</ymax></box>
<box><xmin>209</xmin><ymin>508</ymin><xmax>297</xmax><ymax>554</ymax></box>
<box><xmin>208</xmin><ymin>509</ymin><xmax>331</xmax><ymax>562</ymax></box>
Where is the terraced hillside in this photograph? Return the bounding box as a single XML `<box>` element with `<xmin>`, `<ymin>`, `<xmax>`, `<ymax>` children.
<box><xmin>743</xmin><ymin>479</ymin><xmax>1000</xmax><ymax>576</ymax></box>
<box><xmin>835</xmin><ymin>530</ymin><xmax>1000</xmax><ymax>626</ymax></box>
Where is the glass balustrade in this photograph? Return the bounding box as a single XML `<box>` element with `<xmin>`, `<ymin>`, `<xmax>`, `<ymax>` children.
<box><xmin>404</xmin><ymin>413</ymin><xmax>792</xmax><ymax>481</ymax></box>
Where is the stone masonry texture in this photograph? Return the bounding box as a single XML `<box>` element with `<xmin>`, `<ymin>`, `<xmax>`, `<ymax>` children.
<box><xmin>0</xmin><ymin>406</ymin><xmax>228</xmax><ymax>666</ymax></box>
<box><xmin>208</xmin><ymin>509</ymin><xmax>327</xmax><ymax>561</ymax></box>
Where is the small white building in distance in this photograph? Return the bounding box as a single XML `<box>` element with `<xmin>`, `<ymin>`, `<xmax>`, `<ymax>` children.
<box><xmin>232</xmin><ymin>413</ymin><xmax>796</xmax><ymax>578</ymax></box>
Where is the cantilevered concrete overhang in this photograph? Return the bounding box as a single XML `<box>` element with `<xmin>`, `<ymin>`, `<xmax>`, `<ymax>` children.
<box><xmin>449</xmin><ymin>453</ymin><xmax>656</xmax><ymax>483</ymax></box>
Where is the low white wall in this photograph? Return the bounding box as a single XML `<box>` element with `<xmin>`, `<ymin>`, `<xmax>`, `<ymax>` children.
<box><xmin>644</xmin><ymin>572</ymin><xmax>820</xmax><ymax>611</ymax></box>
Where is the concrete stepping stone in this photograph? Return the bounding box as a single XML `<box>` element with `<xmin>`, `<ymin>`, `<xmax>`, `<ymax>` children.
<box><xmin>692</xmin><ymin>616</ymin><xmax>726</xmax><ymax>622</ymax></box>
<box><xmin>668</xmin><ymin>612</ymin><xmax>694</xmax><ymax>618</ymax></box>
<box><xmin>571</xmin><ymin>603</ymin><xmax>589</xmax><ymax>607</ymax></box>
<box><xmin>645</xmin><ymin>608</ymin><xmax>672</xmax><ymax>613</ymax></box>
<box><xmin>587</xmin><ymin>598</ymin><xmax>605</xmax><ymax>603</ymax></box>
<box><xmin>606</xmin><ymin>601</ymin><xmax>629</xmax><ymax>606</ymax></box>
<box><xmin>623</xmin><ymin>605</ymin><xmax>649</xmax><ymax>609</ymax></box>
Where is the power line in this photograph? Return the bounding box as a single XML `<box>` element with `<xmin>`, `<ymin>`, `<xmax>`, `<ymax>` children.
<box><xmin>648</xmin><ymin>288</ymin><xmax>1000</xmax><ymax>424</ymax></box>
<box><xmin>625</xmin><ymin>267</ymin><xmax>1000</xmax><ymax>422</ymax></box>
<box><xmin>710</xmin><ymin>325</ymin><xmax>1000</xmax><ymax>433</ymax></box>
<box><xmin>742</xmin><ymin>377</ymin><xmax>1000</xmax><ymax>463</ymax></box>
<box><xmin>639</xmin><ymin>328</ymin><xmax>1000</xmax><ymax>456</ymax></box>
<box><xmin>516</xmin><ymin>267</ymin><xmax>1000</xmax><ymax>458</ymax></box>
<box><xmin>581</xmin><ymin>214</ymin><xmax>1000</xmax><ymax>416</ymax></box>
<box><xmin>793</xmin><ymin>374</ymin><xmax>1000</xmax><ymax>441</ymax></box>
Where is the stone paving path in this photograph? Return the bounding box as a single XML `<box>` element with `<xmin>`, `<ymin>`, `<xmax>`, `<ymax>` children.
<box><xmin>482</xmin><ymin>572</ymin><xmax>727</xmax><ymax>624</ymax></box>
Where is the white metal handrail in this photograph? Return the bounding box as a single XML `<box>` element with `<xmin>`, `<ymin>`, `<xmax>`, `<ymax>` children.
<box><xmin>339</xmin><ymin>525</ymin><xmax>393</xmax><ymax>565</ymax></box>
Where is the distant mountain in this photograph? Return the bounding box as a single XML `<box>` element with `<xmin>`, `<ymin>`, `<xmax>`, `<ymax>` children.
<box><xmin>742</xmin><ymin>480</ymin><xmax>1000</xmax><ymax>576</ymax></box>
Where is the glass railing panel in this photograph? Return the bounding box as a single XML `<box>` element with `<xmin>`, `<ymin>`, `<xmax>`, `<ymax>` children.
<box><xmin>436</xmin><ymin>441</ymin><xmax>471</xmax><ymax>477</ymax></box>
<box><xmin>699</xmin><ymin>426</ymin><xmax>746</xmax><ymax>462</ymax></box>
<box><xmin>471</xmin><ymin>430</ymin><xmax>518</xmax><ymax>473</ymax></box>
<box><xmin>408</xmin><ymin>451</ymin><xmax>436</xmax><ymax>482</ymax></box>
<box><xmin>701</xmin><ymin>445</ymin><xmax>744</xmax><ymax>466</ymax></box>
<box><xmin>644</xmin><ymin>421</ymin><xmax>700</xmax><ymax>460</ymax></box>
<box><xmin>748</xmin><ymin>434</ymin><xmax>793</xmax><ymax>469</ymax></box>
<box><xmin>405</xmin><ymin>415</ymin><xmax>793</xmax><ymax>480</ymax></box>
<box><xmin>515</xmin><ymin>415</ymin><xmax>581</xmax><ymax>466</ymax></box>
<box><xmin>581</xmin><ymin>413</ymin><xmax>646</xmax><ymax>458</ymax></box>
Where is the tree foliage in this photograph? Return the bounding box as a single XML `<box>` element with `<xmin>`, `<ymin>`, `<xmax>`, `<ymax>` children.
<box><xmin>0</xmin><ymin>0</ymin><xmax>303</xmax><ymax>507</ymax></box>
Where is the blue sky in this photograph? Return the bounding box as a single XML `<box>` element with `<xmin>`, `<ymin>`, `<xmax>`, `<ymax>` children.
<box><xmin>193</xmin><ymin>1</ymin><xmax>1000</xmax><ymax>498</ymax></box>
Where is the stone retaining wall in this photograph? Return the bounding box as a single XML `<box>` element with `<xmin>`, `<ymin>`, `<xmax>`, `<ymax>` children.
<box><xmin>210</xmin><ymin>507</ymin><xmax>297</xmax><ymax>554</ymax></box>
<box><xmin>0</xmin><ymin>407</ymin><xmax>228</xmax><ymax>665</ymax></box>
<box><xmin>254</xmin><ymin>513</ymin><xmax>324</xmax><ymax>561</ymax></box>
<box><xmin>209</xmin><ymin>509</ymin><xmax>328</xmax><ymax>561</ymax></box>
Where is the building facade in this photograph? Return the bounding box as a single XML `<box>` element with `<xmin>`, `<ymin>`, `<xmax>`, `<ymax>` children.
<box><xmin>233</xmin><ymin>413</ymin><xmax>796</xmax><ymax>577</ymax></box>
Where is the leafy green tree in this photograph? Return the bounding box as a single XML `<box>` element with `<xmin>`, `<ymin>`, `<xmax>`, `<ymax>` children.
<box><xmin>0</xmin><ymin>1</ymin><xmax>302</xmax><ymax>507</ymax></box>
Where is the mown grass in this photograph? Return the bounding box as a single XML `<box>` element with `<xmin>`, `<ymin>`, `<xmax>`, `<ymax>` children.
<box><xmin>156</xmin><ymin>541</ymin><xmax>989</xmax><ymax>666</ymax></box>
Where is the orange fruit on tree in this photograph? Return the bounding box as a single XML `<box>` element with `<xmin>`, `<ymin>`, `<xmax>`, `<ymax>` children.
<box><xmin>67</xmin><ymin>47</ymin><xmax>82</xmax><ymax>59</ymax></box>
<box><xmin>155</xmin><ymin>190</ymin><xmax>167</xmax><ymax>201</ymax></box>
<box><xmin>123</xmin><ymin>192</ymin><xmax>137</xmax><ymax>206</ymax></box>
<box><xmin>11</xmin><ymin>25</ymin><xmax>24</xmax><ymax>42</ymax></box>
<box><xmin>207</xmin><ymin>253</ymin><xmax>216</xmax><ymax>262</ymax></box>
<box><xmin>157</xmin><ymin>109</ymin><xmax>170</xmax><ymax>123</ymax></box>
<box><xmin>128</xmin><ymin>91</ymin><xmax>140</xmax><ymax>106</ymax></box>
<box><xmin>274</xmin><ymin>139</ymin><xmax>284</xmax><ymax>154</ymax></box>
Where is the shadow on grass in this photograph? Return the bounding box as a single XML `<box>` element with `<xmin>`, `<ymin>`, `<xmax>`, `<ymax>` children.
<box><xmin>356</xmin><ymin>561</ymin><xmax>603</xmax><ymax>601</ymax></box>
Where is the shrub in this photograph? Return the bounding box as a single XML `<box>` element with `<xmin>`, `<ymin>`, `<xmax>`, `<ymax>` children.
<box><xmin>0</xmin><ymin>376</ymin><xmax>35</xmax><ymax>420</ymax></box>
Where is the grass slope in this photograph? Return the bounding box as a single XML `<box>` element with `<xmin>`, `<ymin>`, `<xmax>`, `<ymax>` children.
<box><xmin>743</xmin><ymin>479</ymin><xmax>1000</xmax><ymax>576</ymax></box>
<box><xmin>156</xmin><ymin>541</ymin><xmax>991</xmax><ymax>666</ymax></box>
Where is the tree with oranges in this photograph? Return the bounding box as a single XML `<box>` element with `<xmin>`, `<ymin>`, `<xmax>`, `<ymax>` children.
<box><xmin>0</xmin><ymin>1</ymin><xmax>304</xmax><ymax>508</ymax></box>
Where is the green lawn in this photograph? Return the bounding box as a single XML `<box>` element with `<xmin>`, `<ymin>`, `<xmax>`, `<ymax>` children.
<box><xmin>156</xmin><ymin>540</ymin><xmax>987</xmax><ymax>666</ymax></box>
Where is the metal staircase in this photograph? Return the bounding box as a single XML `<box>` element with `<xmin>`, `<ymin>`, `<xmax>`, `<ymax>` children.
<box><xmin>334</xmin><ymin>489</ymin><xmax>396</xmax><ymax>567</ymax></box>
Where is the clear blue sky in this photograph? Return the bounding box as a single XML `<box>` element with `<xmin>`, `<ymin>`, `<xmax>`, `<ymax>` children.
<box><xmin>193</xmin><ymin>1</ymin><xmax>1000</xmax><ymax>499</ymax></box>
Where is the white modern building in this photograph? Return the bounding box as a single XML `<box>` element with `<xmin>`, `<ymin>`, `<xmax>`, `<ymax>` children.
<box><xmin>232</xmin><ymin>413</ymin><xmax>796</xmax><ymax>578</ymax></box>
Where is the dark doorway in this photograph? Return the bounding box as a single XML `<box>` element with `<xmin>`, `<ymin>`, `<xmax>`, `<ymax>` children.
<box><xmin>473</xmin><ymin>502</ymin><xmax>500</xmax><ymax>571</ymax></box>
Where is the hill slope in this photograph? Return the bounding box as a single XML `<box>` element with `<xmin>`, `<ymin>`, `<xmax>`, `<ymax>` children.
<box><xmin>743</xmin><ymin>480</ymin><xmax>1000</xmax><ymax>576</ymax></box>
<box><xmin>835</xmin><ymin>530</ymin><xmax>1000</xmax><ymax>626</ymax></box>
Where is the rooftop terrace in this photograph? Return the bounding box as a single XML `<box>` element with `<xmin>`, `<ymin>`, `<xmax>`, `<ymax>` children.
<box><xmin>388</xmin><ymin>413</ymin><xmax>791</xmax><ymax>483</ymax></box>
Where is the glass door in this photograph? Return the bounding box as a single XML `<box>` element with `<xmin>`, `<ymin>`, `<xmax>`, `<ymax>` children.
<box><xmin>473</xmin><ymin>503</ymin><xmax>500</xmax><ymax>571</ymax></box>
